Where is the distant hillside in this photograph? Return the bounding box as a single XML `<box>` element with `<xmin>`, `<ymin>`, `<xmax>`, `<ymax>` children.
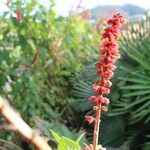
<box><xmin>121</xmin><ymin>4</ymin><xmax>146</xmax><ymax>16</ymax></box>
<box><xmin>90</xmin><ymin>4</ymin><xmax>146</xmax><ymax>20</ymax></box>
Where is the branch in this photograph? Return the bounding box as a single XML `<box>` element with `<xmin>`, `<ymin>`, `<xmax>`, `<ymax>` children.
<box><xmin>0</xmin><ymin>96</ymin><xmax>52</xmax><ymax>150</ymax></box>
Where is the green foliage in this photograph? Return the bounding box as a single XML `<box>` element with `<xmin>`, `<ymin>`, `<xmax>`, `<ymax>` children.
<box><xmin>110</xmin><ymin>14</ymin><xmax>150</xmax><ymax>123</ymax></box>
<box><xmin>70</xmin><ymin>62</ymin><xmax>97</xmax><ymax>111</ymax></box>
<box><xmin>100</xmin><ymin>117</ymin><xmax>125</xmax><ymax>147</ymax></box>
<box><xmin>0</xmin><ymin>0</ymin><xmax>99</xmax><ymax>148</ymax></box>
<box><xmin>142</xmin><ymin>135</ymin><xmax>150</xmax><ymax>150</ymax></box>
<box><xmin>34</xmin><ymin>118</ymin><xmax>87</xmax><ymax>144</ymax></box>
<box><xmin>0</xmin><ymin>0</ymin><xmax>98</xmax><ymax>121</ymax></box>
<box><xmin>50</xmin><ymin>129</ymin><xmax>86</xmax><ymax>150</ymax></box>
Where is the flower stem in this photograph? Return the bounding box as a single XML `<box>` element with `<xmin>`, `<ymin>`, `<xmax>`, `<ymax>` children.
<box><xmin>93</xmin><ymin>102</ymin><xmax>102</xmax><ymax>150</ymax></box>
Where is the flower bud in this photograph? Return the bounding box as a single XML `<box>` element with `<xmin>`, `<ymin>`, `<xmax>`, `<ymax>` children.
<box><xmin>101</xmin><ymin>106</ymin><xmax>108</xmax><ymax>112</ymax></box>
<box><xmin>85</xmin><ymin>115</ymin><xmax>95</xmax><ymax>124</ymax></box>
<box><xmin>93</xmin><ymin>106</ymin><xmax>98</xmax><ymax>111</ymax></box>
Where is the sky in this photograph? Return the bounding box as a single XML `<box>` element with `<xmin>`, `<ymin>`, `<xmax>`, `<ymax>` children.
<box><xmin>0</xmin><ymin>0</ymin><xmax>150</xmax><ymax>16</ymax></box>
<box><xmin>53</xmin><ymin>0</ymin><xmax>150</xmax><ymax>16</ymax></box>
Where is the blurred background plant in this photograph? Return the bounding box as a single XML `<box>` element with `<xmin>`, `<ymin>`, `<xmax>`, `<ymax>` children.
<box><xmin>0</xmin><ymin>0</ymin><xmax>99</xmax><ymax>149</ymax></box>
<box><xmin>0</xmin><ymin>0</ymin><xmax>150</xmax><ymax>150</ymax></box>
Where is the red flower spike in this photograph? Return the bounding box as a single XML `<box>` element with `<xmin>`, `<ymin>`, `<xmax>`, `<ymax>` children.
<box><xmin>84</xmin><ymin>13</ymin><xmax>125</xmax><ymax>150</ymax></box>
<box><xmin>85</xmin><ymin>116</ymin><xmax>95</xmax><ymax>124</ymax></box>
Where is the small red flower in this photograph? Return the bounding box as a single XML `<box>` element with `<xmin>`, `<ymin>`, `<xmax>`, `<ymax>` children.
<box><xmin>100</xmin><ymin>56</ymin><xmax>107</xmax><ymax>63</ymax></box>
<box><xmin>101</xmin><ymin>106</ymin><xmax>108</xmax><ymax>112</ymax></box>
<box><xmin>99</xmin><ymin>49</ymin><xmax>106</xmax><ymax>55</ymax></box>
<box><xmin>104</xmin><ymin>80</ymin><xmax>112</xmax><ymax>87</ymax></box>
<box><xmin>93</xmin><ymin>106</ymin><xmax>98</xmax><ymax>111</ymax></box>
<box><xmin>103</xmin><ymin>70</ymin><xmax>114</xmax><ymax>79</ymax></box>
<box><xmin>89</xmin><ymin>96</ymin><xmax>99</xmax><ymax>103</ymax></box>
<box><xmin>105</xmin><ymin>63</ymin><xmax>116</xmax><ymax>71</ymax></box>
<box><xmin>102</xmin><ymin>88</ymin><xmax>110</xmax><ymax>95</ymax></box>
<box><xmin>101</xmin><ymin>97</ymin><xmax>110</xmax><ymax>105</ymax></box>
<box><xmin>85</xmin><ymin>116</ymin><xmax>95</xmax><ymax>124</ymax></box>
<box><xmin>92</xmin><ymin>84</ymin><xmax>102</xmax><ymax>94</ymax></box>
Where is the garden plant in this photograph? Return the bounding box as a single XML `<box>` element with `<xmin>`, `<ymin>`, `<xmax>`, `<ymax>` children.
<box><xmin>0</xmin><ymin>0</ymin><xmax>150</xmax><ymax>150</ymax></box>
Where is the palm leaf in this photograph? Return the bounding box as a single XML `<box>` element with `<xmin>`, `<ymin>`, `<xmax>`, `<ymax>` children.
<box><xmin>109</xmin><ymin>12</ymin><xmax>150</xmax><ymax>149</ymax></box>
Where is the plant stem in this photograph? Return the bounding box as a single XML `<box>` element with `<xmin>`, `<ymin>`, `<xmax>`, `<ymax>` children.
<box><xmin>92</xmin><ymin>102</ymin><xmax>102</xmax><ymax>150</ymax></box>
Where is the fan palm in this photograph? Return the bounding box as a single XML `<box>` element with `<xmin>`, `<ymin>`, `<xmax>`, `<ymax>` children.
<box><xmin>109</xmin><ymin>12</ymin><xmax>150</xmax><ymax>149</ymax></box>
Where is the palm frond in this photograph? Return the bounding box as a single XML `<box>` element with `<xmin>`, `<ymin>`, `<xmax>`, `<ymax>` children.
<box><xmin>70</xmin><ymin>64</ymin><xmax>96</xmax><ymax>111</ymax></box>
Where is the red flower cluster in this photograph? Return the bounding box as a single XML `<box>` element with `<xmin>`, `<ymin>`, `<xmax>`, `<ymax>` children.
<box><xmin>85</xmin><ymin>13</ymin><xmax>125</xmax><ymax>125</ymax></box>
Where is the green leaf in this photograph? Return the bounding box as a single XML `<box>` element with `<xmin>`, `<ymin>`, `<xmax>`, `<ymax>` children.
<box><xmin>123</xmin><ymin>90</ymin><xmax>150</xmax><ymax>97</ymax></box>
<box><xmin>39</xmin><ymin>47</ymin><xmax>47</xmax><ymax>60</ymax></box>
<box><xmin>76</xmin><ymin>132</ymin><xmax>85</xmax><ymax>143</ymax></box>
<box><xmin>0</xmin><ymin>73</ymin><xmax>7</xmax><ymax>86</ymax></box>
<box><xmin>50</xmin><ymin>129</ymin><xmax>81</xmax><ymax>150</ymax></box>
<box><xmin>49</xmin><ymin>129</ymin><xmax>61</xmax><ymax>143</ymax></box>
<box><xmin>58</xmin><ymin>136</ymin><xmax>80</xmax><ymax>150</ymax></box>
<box><xmin>100</xmin><ymin>117</ymin><xmax>125</xmax><ymax>146</ymax></box>
<box><xmin>120</xmin><ymin>85</ymin><xmax>150</xmax><ymax>90</ymax></box>
<box><xmin>118</xmin><ymin>77</ymin><xmax>149</xmax><ymax>84</ymax></box>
